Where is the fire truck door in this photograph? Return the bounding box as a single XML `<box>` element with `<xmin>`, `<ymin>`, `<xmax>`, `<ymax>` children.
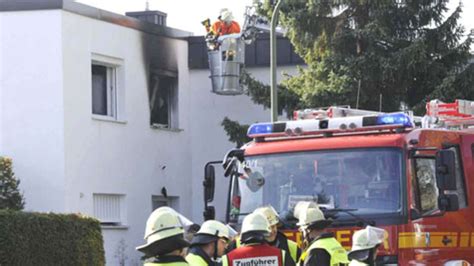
<box><xmin>406</xmin><ymin>141</ymin><xmax>474</xmax><ymax>265</ymax></box>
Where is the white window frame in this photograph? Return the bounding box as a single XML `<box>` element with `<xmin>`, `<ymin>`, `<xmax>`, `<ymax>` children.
<box><xmin>91</xmin><ymin>53</ymin><xmax>125</xmax><ymax>122</ymax></box>
<box><xmin>93</xmin><ymin>193</ymin><xmax>127</xmax><ymax>227</ymax></box>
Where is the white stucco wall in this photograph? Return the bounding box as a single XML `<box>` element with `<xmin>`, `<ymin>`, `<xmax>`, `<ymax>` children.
<box><xmin>61</xmin><ymin>11</ymin><xmax>191</xmax><ymax>265</ymax></box>
<box><xmin>0</xmin><ymin>10</ymin><xmax>66</xmax><ymax>212</ymax></box>
<box><xmin>0</xmin><ymin>6</ymin><xmax>302</xmax><ymax>266</ymax></box>
<box><xmin>189</xmin><ymin>66</ymin><xmax>300</xmax><ymax>223</ymax></box>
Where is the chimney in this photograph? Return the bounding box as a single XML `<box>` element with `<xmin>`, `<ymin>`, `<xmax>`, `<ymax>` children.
<box><xmin>126</xmin><ymin>10</ymin><xmax>167</xmax><ymax>26</ymax></box>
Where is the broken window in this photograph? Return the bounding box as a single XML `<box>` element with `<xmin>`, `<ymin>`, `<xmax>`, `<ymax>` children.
<box><xmin>414</xmin><ymin>158</ymin><xmax>439</xmax><ymax>215</ymax></box>
<box><xmin>149</xmin><ymin>73</ymin><xmax>178</xmax><ymax>129</ymax></box>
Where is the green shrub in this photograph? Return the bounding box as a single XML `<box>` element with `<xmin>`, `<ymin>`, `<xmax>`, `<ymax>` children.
<box><xmin>0</xmin><ymin>157</ymin><xmax>25</xmax><ymax>210</ymax></box>
<box><xmin>0</xmin><ymin>211</ymin><xmax>105</xmax><ymax>265</ymax></box>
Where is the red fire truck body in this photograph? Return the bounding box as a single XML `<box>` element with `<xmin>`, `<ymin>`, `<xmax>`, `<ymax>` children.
<box><xmin>263</xmin><ymin>128</ymin><xmax>474</xmax><ymax>265</ymax></box>
<box><xmin>204</xmin><ymin>100</ymin><xmax>474</xmax><ymax>265</ymax></box>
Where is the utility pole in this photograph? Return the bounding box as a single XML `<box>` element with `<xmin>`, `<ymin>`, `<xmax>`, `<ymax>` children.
<box><xmin>270</xmin><ymin>0</ymin><xmax>282</xmax><ymax>122</ymax></box>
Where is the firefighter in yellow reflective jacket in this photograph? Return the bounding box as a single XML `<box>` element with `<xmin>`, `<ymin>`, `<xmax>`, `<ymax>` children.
<box><xmin>348</xmin><ymin>226</ymin><xmax>386</xmax><ymax>266</ymax></box>
<box><xmin>186</xmin><ymin>220</ymin><xmax>231</xmax><ymax>266</ymax></box>
<box><xmin>226</xmin><ymin>205</ymin><xmax>301</xmax><ymax>263</ymax></box>
<box><xmin>136</xmin><ymin>207</ymin><xmax>190</xmax><ymax>266</ymax></box>
<box><xmin>296</xmin><ymin>203</ymin><xmax>349</xmax><ymax>266</ymax></box>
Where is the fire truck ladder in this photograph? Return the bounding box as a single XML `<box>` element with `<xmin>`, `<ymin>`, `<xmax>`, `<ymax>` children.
<box><xmin>423</xmin><ymin>99</ymin><xmax>474</xmax><ymax>129</ymax></box>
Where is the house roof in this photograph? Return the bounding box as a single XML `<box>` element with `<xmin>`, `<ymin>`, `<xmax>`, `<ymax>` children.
<box><xmin>0</xmin><ymin>0</ymin><xmax>192</xmax><ymax>39</ymax></box>
<box><xmin>188</xmin><ymin>33</ymin><xmax>304</xmax><ymax>69</ymax></box>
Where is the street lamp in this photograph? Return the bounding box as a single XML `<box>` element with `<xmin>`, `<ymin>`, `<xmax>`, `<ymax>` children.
<box><xmin>270</xmin><ymin>0</ymin><xmax>282</xmax><ymax>122</ymax></box>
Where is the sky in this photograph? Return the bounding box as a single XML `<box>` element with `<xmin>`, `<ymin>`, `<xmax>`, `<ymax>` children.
<box><xmin>75</xmin><ymin>0</ymin><xmax>474</xmax><ymax>36</ymax></box>
<box><xmin>75</xmin><ymin>0</ymin><xmax>254</xmax><ymax>35</ymax></box>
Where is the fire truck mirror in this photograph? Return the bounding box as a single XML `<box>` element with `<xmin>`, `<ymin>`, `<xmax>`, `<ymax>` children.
<box><xmin>204</xmin><ymin>164</ymin><xmax>216</xmax><ymax>203</ymax></box>
<box><xmin>435</xmin><ymin>149</ymin><xmax>460</xmax><ymax>212</ymax></box>
<box><xmin>435</xmin><ymin>150</ymin><xmax>457</xmax><ymax>191</ymax></box>
<box><xmin>203</xmin><ymin>206</ymin><xmax>216</xmax><ymax>221</ymax></box>
<box><xmin>438</xmin><ymin>194</ymin><xmax>459</xmax><ymax>212</ymax></box>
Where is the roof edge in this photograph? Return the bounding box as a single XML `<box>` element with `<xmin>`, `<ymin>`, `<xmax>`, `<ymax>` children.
<box><xmin>0</xmin><ymin>0</ymin><xmax>193</xmax><ymax>39</ymax></box>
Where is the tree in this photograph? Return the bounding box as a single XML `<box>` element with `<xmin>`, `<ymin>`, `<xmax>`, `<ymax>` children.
<box><xmin>0</xmin><ymin>157</ymin><xmax>25</xmax><ymax>210</ymax></box>
<box><xmin>258</xmin><ymin>0</ymin><xmax>473</xmax><ymax>113</ymax></box>
<box><xmin>223</xmin><ymin>0</ymin><xmax>473</xmax><ymax>146</ymax></box>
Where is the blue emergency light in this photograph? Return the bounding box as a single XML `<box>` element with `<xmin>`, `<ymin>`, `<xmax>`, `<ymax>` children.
<box><xmin>376</xmin><ymin>113</ymin><xmax>413</xmax><ymax>127</ymax></box>
<box><xmin>247</xmin><ymin>113</ymin><xmax>413</xmax><ymax>138</ymax></box>
<box><xmin>247</xmin><ymin>123</ymin><xmax>273</xmax><ymax>136</ymax></box>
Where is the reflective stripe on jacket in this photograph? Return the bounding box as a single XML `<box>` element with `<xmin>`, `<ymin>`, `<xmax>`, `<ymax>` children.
<box><xmin>300</xmin><ymin>237</ymin><xmax>349</xmax><ymax>266</ymax></box>
<box><xmin>222</xmin><ymin>243</ymin><xmax>285</xmax><ymax>266</ymax></box>
<box><xmin>185</xmin><ymin>253</ymin><xmax>208</xmax><ymax>266</ymax></box>
<box><xmin>235</xmin><ymin>233</ymin><xmax>300</xmax><ymax>262</ymax></box>
<box><xmin>145</xmin><ymin>255</ymin><xmax>189</xmax><ymax>266</ymax></box>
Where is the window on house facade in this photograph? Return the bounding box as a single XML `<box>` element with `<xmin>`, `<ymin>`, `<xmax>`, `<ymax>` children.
<box><xmin>151</xmin><ymin>195</ymin><xmax>179</xmax><ymax>211</ymax></box>
<box><xmin>93</xmin><ymin>193</ymin><xmax>126</xmax><ymax>226</ymax></box>
<box><xmin>92</xmin><ymin>65</ymin><xmax>117</xmax><ymax>117</ymax></box>
<box><xmin>91</xmin><ymin>54</ymin><xmax>124</xmax><ymax>121</ymax></box>
<box><xmin>149</xmin><ymin>72</ymin><xmax>178</xmax><ymax>129</ymax></box>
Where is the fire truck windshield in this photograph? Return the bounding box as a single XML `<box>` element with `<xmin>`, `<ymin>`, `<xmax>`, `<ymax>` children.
<box><xmin>228</xmin><ymin>148</ymin><xmax>402</xmax><ymax>224</ymax></box>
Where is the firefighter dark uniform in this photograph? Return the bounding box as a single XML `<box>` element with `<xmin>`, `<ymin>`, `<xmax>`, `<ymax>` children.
<box><xmin>136</xmin><ymin>207</ymin><xmax>190</xmax><ymax>266</ymax></box>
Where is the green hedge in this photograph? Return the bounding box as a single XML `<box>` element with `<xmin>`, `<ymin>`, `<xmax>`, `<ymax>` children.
<box><xmin>0</xmin><ymin>211</ymin><xmax>105</xmax><ymax>265</ymax></box>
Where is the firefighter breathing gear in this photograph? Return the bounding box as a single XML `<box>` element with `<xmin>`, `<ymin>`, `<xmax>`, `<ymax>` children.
<box><xmin>254</xmin><ymin>205</ymin><xmax>279</xmax><ymax>226</ymax></box>
<box><xmin>136</xmin><ymin>207</ymin><xmax>190</xmax><ymax>258</ymax></box>
<box><xmin>348</xmin><ymin>226</ymin><xmax>386</xmax><ymax>265</ymax></box>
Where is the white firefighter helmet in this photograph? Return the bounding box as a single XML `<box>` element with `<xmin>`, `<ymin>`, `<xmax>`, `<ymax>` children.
<box><xmin>136</xmin><ymin>207</ymin><xmax>190</xmax><ymax>255</ymax></box>
<box><xmin>348</xmin><ymin>226</ymin><xmax>386</xmax><ymax>261</ymax></box>
<box><xmin>254</xmin><ymin>205</ymin><xmax>279</xmax><ymax>226</ymax></box>
<box><xmin>241</xmin><ymin>212</ymin><xmax>271</xmax><ymax>234</ymax></box>
<box><xmin>219</xmin><ymin>9</ymin><xmax>234</xmax><ymax>23</ymax></box>
<box><xmin>191</xmin><ymin>220</ymin><xmax>230</xmax><ymax>245</ymax></box>
<box><xmin>296</xmin><ymin>206</ymin><xmax>332</xmax><ymax>230</ymax></box>
<box><xmin>293</xmin><ymin>201</ymin><xmax>318</xmax><ymax>220</ymax></box>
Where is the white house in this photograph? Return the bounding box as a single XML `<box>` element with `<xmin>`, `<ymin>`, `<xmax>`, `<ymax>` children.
<box><xmin>0</xmin><ymin>1</ymin><xmax>302</xmax><ymax>265</ymax></box>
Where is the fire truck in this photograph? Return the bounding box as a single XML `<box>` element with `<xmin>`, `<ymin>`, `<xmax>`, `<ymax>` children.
<box><xmin>203</xmin><ymin>99</ymin><xmax>474</xmax><ymax>265</ymax></box>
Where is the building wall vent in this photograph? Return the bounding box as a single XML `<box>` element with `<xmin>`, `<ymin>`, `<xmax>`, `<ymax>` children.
<box><xmin>126</xmin><ymin>10</ymin><xmax>167</xmax><ymax>26</ymax></box>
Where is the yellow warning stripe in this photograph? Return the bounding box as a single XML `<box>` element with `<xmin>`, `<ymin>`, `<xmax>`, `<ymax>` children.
<box><xmin>398</xmin><ymin>232</ymin><xmax>468</xmax><ymax>249</ymax></box>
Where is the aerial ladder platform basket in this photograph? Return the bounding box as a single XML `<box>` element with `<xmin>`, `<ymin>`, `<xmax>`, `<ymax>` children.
<box><xmin>208</xmin><ymin>34</ymin><xmax>245</xmax><ymax>95</ymax></box>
